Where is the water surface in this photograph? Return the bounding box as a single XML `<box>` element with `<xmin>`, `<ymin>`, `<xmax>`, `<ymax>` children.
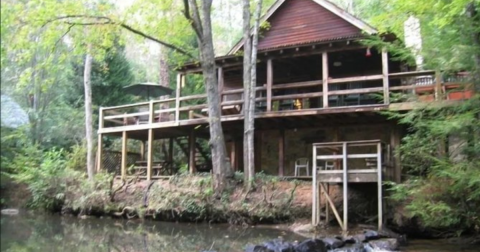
<box><xmin>1</xmin><ymin>213</ymin><xmax>478</xmax><ymax>252</ymax></box>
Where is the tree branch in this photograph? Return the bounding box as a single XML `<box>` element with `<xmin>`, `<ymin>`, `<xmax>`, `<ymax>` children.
<box><xmin>183</xmin><ymin>0</ymin><xmax>203</xmax><ymax>40</ymax></box>
<box><xmin>40</xmin><ymin>15</ymin><xmax>195</xmax><ymax>58</ymax></box>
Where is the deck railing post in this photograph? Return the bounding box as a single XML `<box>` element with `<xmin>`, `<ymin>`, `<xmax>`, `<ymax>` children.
<box><xmin>322</xmin><ymin>52</ymin><xmax>329</xmax><ymax>108</ymax></box>
<box><xmin>149</xmin><ymin>100</ymin><xmax>154</xmax><ymax>124</ymax></box>
<box><xmin>175</xmin><ymin>74</ymin><xmax>182</xmax><ymax>125</ymax></box>
<box><xmin>98</xmin><ymin>107</ymin><xmax>104</xmax><ymax>129</ymax></box>
<box><xmin>267</xmin><ymin>59</ymin><xmax>273</xmax><ymax>111</ymax></box>
<box><xmin>218</xmin><ymin>67</ymin><xmax>224</xmax><ymax>101</ymax></box>
<box><xmin>382</xmin><ymin>48</ymin><xmax>390</xmax><ymax>104</ymax></box>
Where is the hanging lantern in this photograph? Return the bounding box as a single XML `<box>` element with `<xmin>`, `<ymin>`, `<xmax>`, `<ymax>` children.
<box><xmin>365</xmin><ymin>47</ymin><xmax>372</xmax><ymax>57</ymax></box>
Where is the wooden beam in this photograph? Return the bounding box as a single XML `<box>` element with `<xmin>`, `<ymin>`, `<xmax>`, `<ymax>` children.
<box><xmin>322</xmin><ymin>52</ymin><xmax>329</xmax><ymax>108</ymax></box>
<box><xmin>121</xmin><ymin>131</ymin><xmax>128</xmax><ymax>179</ymax></box>
<box><xmin>382</xmin><ymin>48</ymin><xmax>390</xmax><ymax>104</ymax></box>
<box><xmin>267</xmin><ymin>59</ymin><xmax>273</xmax><ymax>111</ymax></box>
<box><xmin>147</xmin><ymin>129</ymin><xmax>154</xmax><ymax>181</ymax></box>
<box><xmin>218</xmin><ymin>67</ymin><xmax>224</xmax><ymax>101</ymax></box>
<box><xmin>255</xmin><ymin>131</ymin><xmax>262</xmax><ymax>171</ymax></box>
<box><xmin>96</xmin><ymin>134</ymin><xmax>103</xmax><ymax>172</ymax></box>
<box><xmin>312</xmin><ymin>145</ymin><xmax>318</xmax><ymax>226</ymax></box>
<box><xmin>278</xmin><ymin>129</ymin><xmax>285</xmax><ymax>176</ymax></box>
<box><xmin>230</xmin><ymin>141</ymin><xmax>236</xmax><ymax>171</ymax></box>
<box><xmin>189</xmin><ymin>129</ymin><xmax>196</xmax><ymax>173</ymax></box>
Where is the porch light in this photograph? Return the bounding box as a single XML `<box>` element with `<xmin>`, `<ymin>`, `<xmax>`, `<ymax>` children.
<box><xmin>333</xmin><ymin>61</ymin><xmax>342</xmax><ymax>67</ymax></box>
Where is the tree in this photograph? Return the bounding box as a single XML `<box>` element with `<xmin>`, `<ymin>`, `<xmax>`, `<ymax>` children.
<box><xmin>182</xmin><ymin>0</ymin><xmax>231</xmax><ymax>195</ymax></box>
<box><xmin>369</xmin><ymin>0</ymin><xmax>480</xmax><ymax>235</ymax></box>
<box><xmin>242</xmin><ymin>0</ymin><xmax>263</xmax><ymax>191</ymax></box>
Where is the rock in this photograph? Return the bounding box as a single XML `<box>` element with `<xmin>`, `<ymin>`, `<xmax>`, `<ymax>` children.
<box><xmin>341</xmin><ymin>236</ymin><xmax>356</xmax><ymax>244</ymax></box>
<box><xmin>245</xmin><ymin>245</ymin><xmax>274</xmax><ymax>252</ymax></box>
<box><xmin>321</xmin><ymin>237</ymin><xmax>344</xmax><ymax>249</ymax></box>
<box><xmin>263</xmin><ymin>239</ymin><xmax>295</xmax><ymax>252</ymax></box>
<box><xmin>1</xmin><ymin>208</ymin><xmax>19</xmax><ymax>215</ymax></box>
<box><xmin>363</xmin><ymin>230</ymin><xmax>380</xmax><ymax>240</ymax></box>
<box><xmin>352</xmin><ymin>234</ymin><xmax>367</xmax><ymax>243</ymax></box>
<box><xmin>294</xmin><ymin>239</ymin><xmax>327</xmax><ymax>252</ymax></box>
<box><xmin>329</xmin><ymin>243</ymin><xmax>365</xmax><ymax>252</ymax></box>
<box><xmin>368</xmin><ymin>238</ymin><xmax>399</xmax><ymax>251</ymax></box>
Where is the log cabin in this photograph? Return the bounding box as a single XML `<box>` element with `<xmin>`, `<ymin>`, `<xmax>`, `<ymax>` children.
<box><xmin>96</xmin><ymin>0</ymin><xmax>473</xmax><ymax>231</ymax></box>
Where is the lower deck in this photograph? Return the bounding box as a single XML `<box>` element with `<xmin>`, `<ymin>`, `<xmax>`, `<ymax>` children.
<box><xmin>97</xmin><ymin>112</ymin><xmax>402</xmax><ymax>184</ymax></box>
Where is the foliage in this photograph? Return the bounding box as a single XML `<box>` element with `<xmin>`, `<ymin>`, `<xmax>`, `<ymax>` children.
<box><xmin>9</xmin><ymin>147</ymin><xmax>71</xmax><ymax>210</ymax></box>
<box><xmin>385</xmin><ymin>96</ymin><xmax>480</xmax><ymax>234</ymax></box>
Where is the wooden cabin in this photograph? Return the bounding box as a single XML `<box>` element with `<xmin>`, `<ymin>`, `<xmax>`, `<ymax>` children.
<box><xmin>96</xmin><ymin>0</ymin><xmax>472</xmax><ymax>231</ymax></box>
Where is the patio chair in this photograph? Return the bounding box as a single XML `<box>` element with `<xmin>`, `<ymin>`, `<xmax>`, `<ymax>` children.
<box><xmin>294</xmin><ymin>158</ymin><xmax>309</xmax><ymax>176</ymax></box>
<box><xmin>324</xmin><ymin>160</ymin><xmax>335</xmax><ymax>170</ymax></box>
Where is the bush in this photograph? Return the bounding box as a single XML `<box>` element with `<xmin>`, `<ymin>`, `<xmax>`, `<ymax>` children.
<box><xmin>387</xmin><ymin>96</ymin><xmax>480</xmax><ymax>235</ymax></box>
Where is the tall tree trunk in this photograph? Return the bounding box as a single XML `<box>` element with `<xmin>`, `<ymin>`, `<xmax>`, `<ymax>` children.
<box><xmin>248</xmin><ymin>0</ymin><xmax>262</xmax><ymax>190</ymax></box>
<box><xmin>242</xmin><ymin>0</ymin><xmax>252</xmax><ymax>187</ymax></box>
<box><xmin>84</xmin><ymin>51</ymin><xmax>94</xmax><ymax>180</ymax></box>
<box><xmin>184</xmin><ymin>0</ymin><xmax>230</xmax><ymax>195</ymax></box>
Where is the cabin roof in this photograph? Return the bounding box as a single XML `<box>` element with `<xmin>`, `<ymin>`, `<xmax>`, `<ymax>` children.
<box><xmin>227</xmin><ymin>0</ymin><xmax>377</xmax><ymax>55</ymax></box>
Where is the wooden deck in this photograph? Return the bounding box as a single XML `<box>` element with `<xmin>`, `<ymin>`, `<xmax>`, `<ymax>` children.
<box><xmin>98</xmin><ymin>70</ymin><xmax>471</xmax><ymax>137</ymax></box>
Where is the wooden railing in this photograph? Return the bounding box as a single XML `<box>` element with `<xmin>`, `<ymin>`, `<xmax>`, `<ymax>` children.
<box><xmin>99</xmin><ymin>71</ymin><xmax>472</xmax><ymax>130</ymax></box>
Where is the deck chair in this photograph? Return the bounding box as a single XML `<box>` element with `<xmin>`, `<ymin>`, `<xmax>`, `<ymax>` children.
<box><xmin>324</xmin><ymin>160</ymin><xmax>335</xmax><ymax>170</ymax></box>
<box><xmin>344</xmin><ymin>82</ymin><xmax>362</xmax><ymax>105</ymax></box>
<box><xmin>294</xmin><ymin>158</ymin><xmax>309</xmax><ymax>176</ymax></box>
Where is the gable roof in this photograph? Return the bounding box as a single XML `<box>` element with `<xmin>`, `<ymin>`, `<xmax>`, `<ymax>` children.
<box><xmin>227</xmin><ymin>0</ymin><xmax>377</xmax><ymax>55</ymax></box>
<box><xmin>1</xmin><ymin>94</ymin><xmax>29</xmax><ymax>129</ymax></box>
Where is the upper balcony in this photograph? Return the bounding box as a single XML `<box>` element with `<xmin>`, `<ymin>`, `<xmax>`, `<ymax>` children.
<box><xmin>98</xmin><ymin>69</ymin><xmax>472</xmax><ymax>135</ymax></box>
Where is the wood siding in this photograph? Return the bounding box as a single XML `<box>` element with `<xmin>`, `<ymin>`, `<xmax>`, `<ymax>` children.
<box><xmin>258</xmin><ymin>0</ymin><xmax>363</xmax><ymax>51</ymax></box>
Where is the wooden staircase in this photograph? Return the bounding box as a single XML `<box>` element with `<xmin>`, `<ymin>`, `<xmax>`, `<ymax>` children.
<box><xmin>174</xmin><ymin>137</ymin><xmax>212</xmax><ymax>172</ymax></box>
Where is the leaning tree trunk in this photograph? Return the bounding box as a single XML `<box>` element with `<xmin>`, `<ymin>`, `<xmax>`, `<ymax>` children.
<box><xmin>84</xmin><ymin>51</ymin><xmax>95</xmax><ymax>180</ymax></box>
<box><xmin>242</xmin><ymin>0</ymin><xmax>253</xmax><ymax>188</ymax></box>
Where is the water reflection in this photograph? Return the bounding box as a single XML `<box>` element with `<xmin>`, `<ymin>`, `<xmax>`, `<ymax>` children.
<box><xmin>1</xmin><ymin>213</ymin><xmax>478</xmax><ymax>252</ymax></box>
<box><xmin>1</xmin><ymin>213</ymin><xmax>304</xmax><ymax>252</ymax></box>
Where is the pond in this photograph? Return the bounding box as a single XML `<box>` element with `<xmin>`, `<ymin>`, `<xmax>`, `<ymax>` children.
<box><xmin>1</xmin><ymin>213</ymin><xmax>478</xmax><ymax>252</ymax></box>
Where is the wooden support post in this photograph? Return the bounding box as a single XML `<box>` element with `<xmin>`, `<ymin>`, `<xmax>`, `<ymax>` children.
<box><xmin>342</xmin><ymin>142</ymin><xmax>348</xmax><ymax>233</ymax></box>
<box><xmin>140</xmin><ymin>141</ymin><xmax>145</xmax><ymax>161</ymax></box>
<box><xmin>312</xmin><ymin>145</ymin><xmax>318</xmax><ymax>226</ymax></box>
<box><xmin>382</xmin><ymin>48</ymin><xmax>390</xmax><ymax>104</ymax></box>
<box><xmin>278</xmin><ymin>129</ymin><xmax>285</xmax><ymax>176</ymax></box>
<box><xmin>121</xmin><ymin>131</ymin><xmax>128</xmax><ymax>179</ymax></box>
<box><xmin>175</xmin><ymin>74</ymin><xmax>183</xmax><ymax>124</ymax></box>
<box><xmin>218</xmin><ymin>67</ymin><xmax>224</xmax><ymax>101</ymax></box>
<box><xmin>96</xmin><ymin>134</ymin><xmax>103</xmax><ymax>172</ymax></box>
<box><xmin>147</xmin><ymin>129</ymin><xmax>154</xmax><ymax>181</ymax></box>
<box><xmin>326</xmin><ymin>183</ymin><xmax>330</xmax><ymax>224</ymax></box>
<box><xmin>267</xmin><ymin>59</ymin><xmax>273</xmax><ymax>111</ymax></box>
<box><xmin>377</xmin><ymin>142</ymin><xmax>383</xmax><ymax>230</ymax></box>
<box><xmin>255</xmin><ymin>131</ymin><xmax>262</xmax><ymax>171</ymax></box>
<box><xmin>320</xmin><ymin>182</ymin><xmax>344</xmax><ymax>230</ymax></box>
<box><xmin>435</xmin><ymin>70</ymin><xmax>443</xmax><ymax>100</ymax></box>
<box><xmin>230</xmin><ymin>141</ymin><xmax>236</xmax><ymax>171</ymax></box>
<box><xmin>169</xmin><ymin>138</ymin><xmax>174</xmax><ymax>163</ymax></box>
<box><xmin>188</xmin><ymin>129</ymin><xmax>196</xmax><ymax>173</ymax></box>
<box><xmin>322</xmin><ymin>52</ymin><xmax>329</xmax><ymax>108</ymax></box>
